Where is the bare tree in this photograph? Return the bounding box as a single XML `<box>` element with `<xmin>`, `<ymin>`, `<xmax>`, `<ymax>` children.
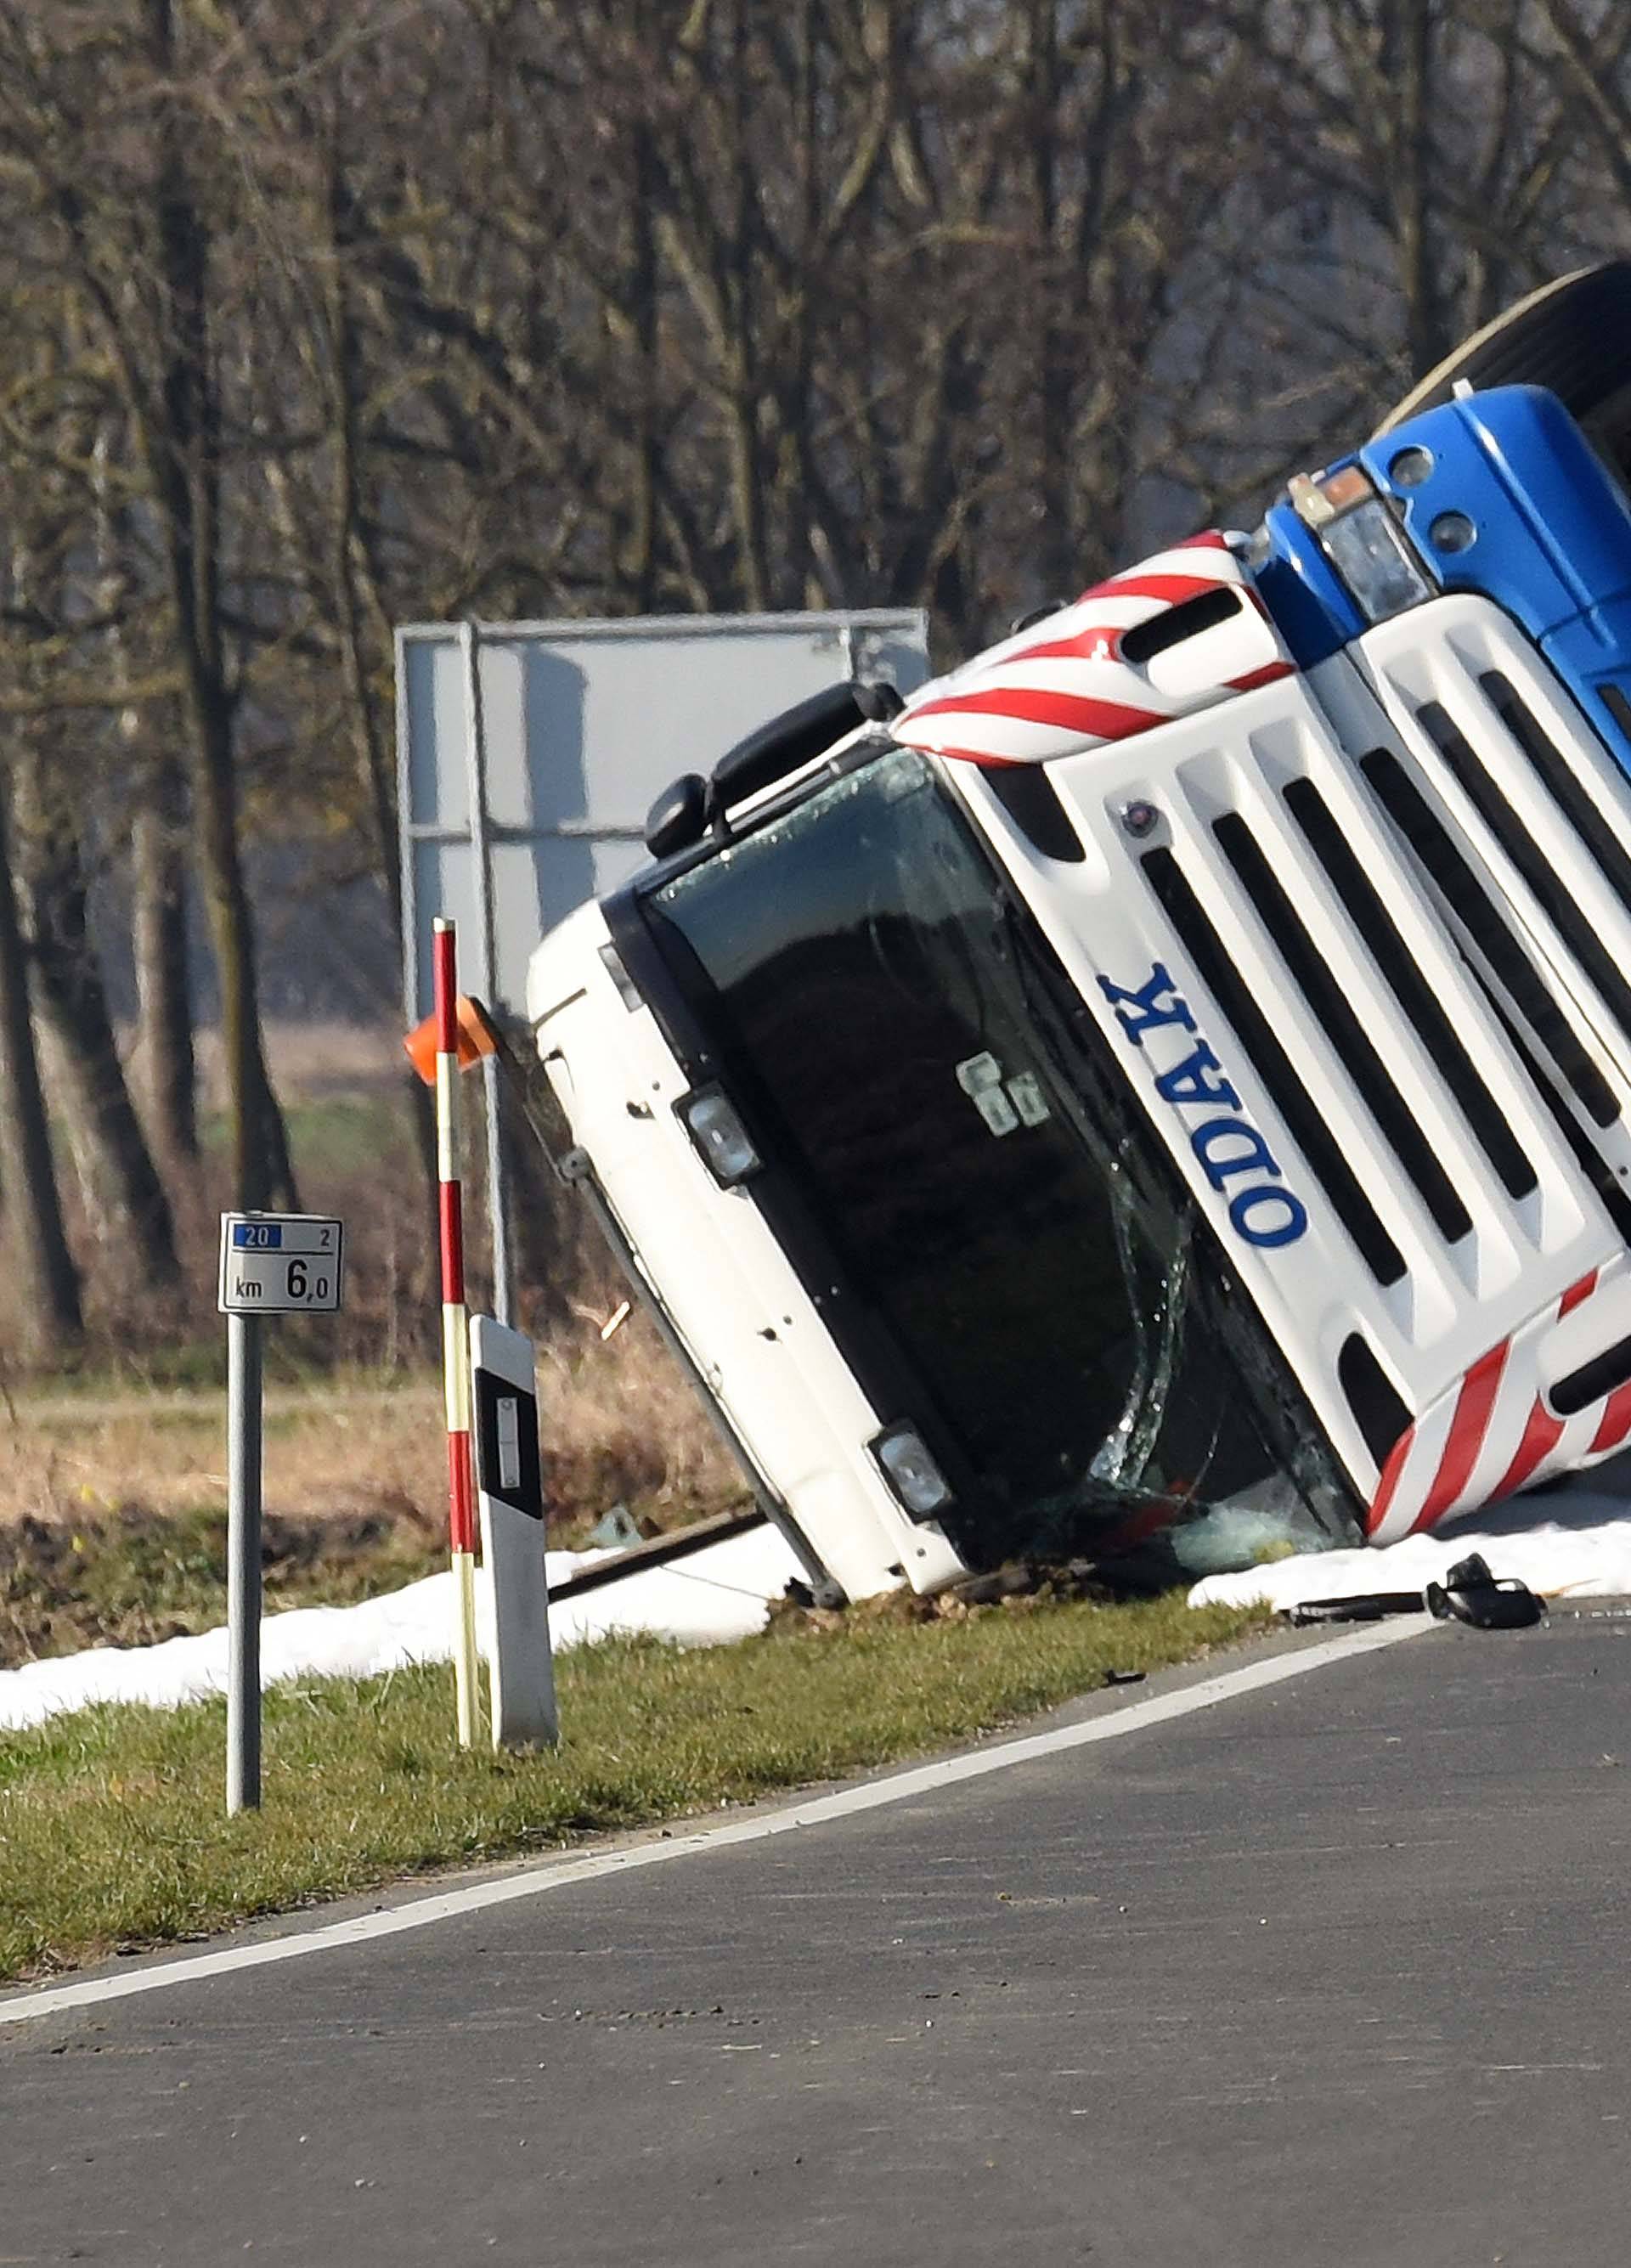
<box><xmin>0</xmin><ymin>0</ymin><xmax>1625</xmax><ymax>1359</ymax></box>
<box><xmin>0</xmin><ymin>1</ymin><xmax>300</xmax><ymax>1211</ymax></box>
<box><xmin>0</xmin><ymin>759</ymin><xmax>82</xmax><ymax>1351</ymax></box>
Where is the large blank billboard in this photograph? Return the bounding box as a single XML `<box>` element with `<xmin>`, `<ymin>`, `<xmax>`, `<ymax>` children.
<box><xmin>397</xmin><ymin>607</ymin><xmax>929</xmax><ymax>1019</ymax></box>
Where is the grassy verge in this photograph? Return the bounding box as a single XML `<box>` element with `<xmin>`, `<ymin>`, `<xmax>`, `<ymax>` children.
<box><xmin>0</xmin><ymin>1593</ymin><xmax>1266</xmax><ymax>1985</ymax></box>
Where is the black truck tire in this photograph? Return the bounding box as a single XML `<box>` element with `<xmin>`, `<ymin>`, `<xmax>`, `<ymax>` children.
<box><xmin>1375</xmin><ymin>261</ymin><xmax>1631</xmax><ymax>477</ymax></box>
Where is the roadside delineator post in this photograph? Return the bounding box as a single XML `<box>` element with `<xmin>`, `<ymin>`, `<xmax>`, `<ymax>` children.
<box><xmin>432</xmin><ymin>917</ymin><xmax>483</xmax><ymax>1748</ymax></box>
<box><xmin>470</xmin><ymin>1314</ymin><xmax>558</xmax><ymax>1749</ymax></box>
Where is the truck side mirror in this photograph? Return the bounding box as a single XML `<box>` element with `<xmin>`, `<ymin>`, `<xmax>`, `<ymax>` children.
<box><xmin>645</xmin><ymin>772</ymin><xmax>708</xmax><ymax>860</ymax></box>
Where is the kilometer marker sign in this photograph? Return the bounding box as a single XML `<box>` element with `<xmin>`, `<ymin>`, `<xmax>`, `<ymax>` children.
<box><xmin>217</xmin><ymin>1213</ymin><xmax>345</xmax><ymax>1314</ymax></box>
<box><xmin>215</xmin><ymin>1210</ymin><xmax>347</xmax><ymax>1818</ymax></box>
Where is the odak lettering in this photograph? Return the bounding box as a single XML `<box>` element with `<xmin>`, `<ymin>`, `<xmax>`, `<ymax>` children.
<box><xmin>1100</xmin><ymin>962</ymin><xmax>1309</xmax><ymax>1251</ymax></box>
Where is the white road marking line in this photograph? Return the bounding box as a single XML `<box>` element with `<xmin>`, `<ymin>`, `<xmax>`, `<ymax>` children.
<box><xmin>0</xmin><ymin>1616</ymin><xmax>1430</xmax><ymax>2029</ymax></box>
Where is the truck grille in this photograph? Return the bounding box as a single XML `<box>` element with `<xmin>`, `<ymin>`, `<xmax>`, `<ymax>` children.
<box><xmin>1414</xmin><ymin>681</ymin><xmax>1631</xmax><ymax>1105</ymax></box>
<box><xmin>1278</xmin><ymin>776</ymin><xmax>1543</xmax><ymax>1199</ymax></box>
<box><xmin>1109</xmin><ymin>607</ymin><xmax>1631</xmax><ymax>1324</ymax></box>
<box><xmin>1140</xmin><ymin>842</ymin><xmax>1409</xmax><ymax>1284</ymax></box>
<box><xmin>988</xmin><ymin>600</ymin><xmax>1631</xmax><ymax>1487</ymax></box>
<box><xmin>1356</xmin><ymin>745</ymin><xmax>1620</xmax><ymax>1128</ymax></box>
<box><xmin>1139</xmin><ymin>762</ymin><xmax>1549</xmax><ymax>1290</ymax></box>
<box><xmin>1352</xmin><ymin>601</ymin><xmax>1631</xmax><ymax>1252</ymax></box>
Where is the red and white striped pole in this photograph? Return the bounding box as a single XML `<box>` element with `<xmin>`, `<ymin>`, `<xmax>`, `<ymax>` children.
<box><xmin>433</xmin><ymin>916</ymin><xmax>481</xmax><ymax>1747</ymax></box>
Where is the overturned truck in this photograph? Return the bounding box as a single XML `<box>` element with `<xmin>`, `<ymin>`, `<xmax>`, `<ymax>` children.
<box><xmin>524</xmin><ymin>264</ymin><xmax>1631</xmax><ymax>1601</ymax></box>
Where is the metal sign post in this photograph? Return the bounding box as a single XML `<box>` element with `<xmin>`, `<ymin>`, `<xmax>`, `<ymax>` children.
<box><xmin>217</xmin><ymin>1212</ymin><xmax>346</xmax><ymax>1814</ymax></box>
<box><xmin>458</xmin><ymin>623</ymin><xmax>516</xmax><ymax>1328</ymax></box>
<box><xmin>225</xmin><ymin>1306</ymin><xmax>262</xmax><ymax>1815</ymax></box>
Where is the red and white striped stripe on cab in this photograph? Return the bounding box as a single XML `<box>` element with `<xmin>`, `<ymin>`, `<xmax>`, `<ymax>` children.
<box><xmin>1367</xmin><ymin>1252</ymin><xmax>1631</xmax><ymax>1544</ymax></box>
<box><xmin>894</xmin><ymin>533</ymin><xmax>1291</xmax><ymax>769</ymax></box>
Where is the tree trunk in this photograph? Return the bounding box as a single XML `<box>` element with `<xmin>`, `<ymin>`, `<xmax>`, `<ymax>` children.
<box><xmin>629</xmin><ymin>127</ymin><xmax>662</xmax><ymax>613</ymax></box>
<box><xmin>131</xmin><ymin>753</ymin><xmax>197</xmax><ymax>1162</ymax></box>
<box><xmin>0</xmin><ymin>764</ymin><xmax>82</xmax><ymax>1352</ymax></box>
<box><xmin>1382</xmin><ymin>0</ymin><xmax>1448</xmax><ymax>379</ymax></box>
<box><xmin>11</xmin><ymin>748</ymin><xmax>179</xmax><ymax>1287</ymax></box>
<box><xmin>98</xmin><ymin>404</ymin><xmax>197</xmax><ymax>1170</ymax></box>
<box><xmin>144</xmin><ymin>0</ymin><xmax>295</xmax><ymax>1213</ymax></box>
<box><xmin>189</xmin><ymin>727</ymin><xmax>297</xmax><ymax>1211</ymax></box>
<box><xmin>324</xmin><ymin>155</ymin><xmax>400</xmax><ymax>937</ymax></box>
<box><xmin>1030</xmin><ymin>1</ymin><xmax>1075</xmax><ymax>601</ymax></box>
<box><xmin>725</xmin><ymin>0</ymin><xmax>768</xmax><ymax>611</ymax></box>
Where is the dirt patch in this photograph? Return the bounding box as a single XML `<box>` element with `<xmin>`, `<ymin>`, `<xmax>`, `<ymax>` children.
<box><xmin>765</xmin><ymin>1560</ymin><xmax>1119</xmax><ymax>1637</ymax></box>
<box><xmin>0</xmin><ymin>1502</ymin><xmax>451</xmax><ymax>1669</ymax></box>
<box><xmin>0</xmin><ymin>1480</ymin><xmax>759</xmax><ymax>1669</ymax></box>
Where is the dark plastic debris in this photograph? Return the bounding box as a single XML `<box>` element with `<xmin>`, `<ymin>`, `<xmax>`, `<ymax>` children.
<box><xmin>1424</xmin><ymin>1552</ymin><xmax>1544</xmax><ymax>1630</ymax></box>
<box><xmin>1282</xmin><ymin>1551</ymin><xmax>1544</xmax><ymax>1631</ymax></box>
<box><xmin>1284</xmin><ymin>1592</ymin><xmax>1425</xmax><ymax>1627</ymax></box>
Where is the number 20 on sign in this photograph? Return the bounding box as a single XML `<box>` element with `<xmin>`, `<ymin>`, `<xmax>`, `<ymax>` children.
<box><xmin>217</xmin><ymin>1214</ymin><xmax>346</xmax><ymax>1314</ymax></box>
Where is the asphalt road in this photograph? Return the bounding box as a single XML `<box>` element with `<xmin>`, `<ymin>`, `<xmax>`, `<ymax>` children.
<box><xmin>5</xmin><ymin>1611</ymin><xmax>1631</xmax><ymax>2266</ymax></box>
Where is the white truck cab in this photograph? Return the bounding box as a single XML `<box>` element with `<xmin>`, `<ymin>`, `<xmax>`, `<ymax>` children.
<box><xmin>527</xmin><ymin>360</ymin><xmax>1631</xmax><ymax>1600</ymax></box>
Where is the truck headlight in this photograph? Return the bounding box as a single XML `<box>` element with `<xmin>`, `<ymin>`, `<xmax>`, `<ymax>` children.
<box><xmin>678</xmin><ymin>1085</ymin><xmax>762</xmax><ymax>1185</ymax></box>
<box><xmin>871</xmin><ymin>1422</ymin><xmax>954</xmax><ymax>1520</ymax></box>
<box><xmin>1289</xmin><ymin>465</ymin><xmax>1431</xmax><ymax>623</ymax></box>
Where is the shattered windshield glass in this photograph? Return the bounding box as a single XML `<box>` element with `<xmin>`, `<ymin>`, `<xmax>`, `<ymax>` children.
<box><xmin>646</xmin><ymin>746</ymin><xmax>1357</xmax><ymax>1571</ymax></box>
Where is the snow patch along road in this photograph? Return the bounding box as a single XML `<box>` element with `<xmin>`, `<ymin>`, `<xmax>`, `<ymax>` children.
<box><xmin>0</xmin><ymin>1524</ymin><xmax>804</xmax><ymax>1736</ymax></box>
<box><xmin>1189</xmin><ymin>1460</ymin><xmax>1631</xmax><ymax>1613</ymax></box>
<box><xmin>9</xmin><ymin>1459</ymin><xmax>1631</xmax><ymax>1739</ymax></box>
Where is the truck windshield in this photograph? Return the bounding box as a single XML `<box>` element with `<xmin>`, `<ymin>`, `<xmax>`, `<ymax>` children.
<box><xmin>644</xmin><ymin>745</ymin><xmax>1353</xmax><ymax>1570</ymax></box>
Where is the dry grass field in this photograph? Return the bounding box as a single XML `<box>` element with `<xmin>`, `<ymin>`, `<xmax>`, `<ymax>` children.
<box><xmin>2</xmin><ymin>1320</ymin><xmax>738</xmax><ymax>1536</ymax></box>
<box><xmin>0</xmin><ymin>1021</ymin><xmax>746</xmax><ymax>1662</ymax></box>
<box><xmin>0</xmin><ymin>1312</ymin><xmax>747</xmax><ymax>1666</ymax></box>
